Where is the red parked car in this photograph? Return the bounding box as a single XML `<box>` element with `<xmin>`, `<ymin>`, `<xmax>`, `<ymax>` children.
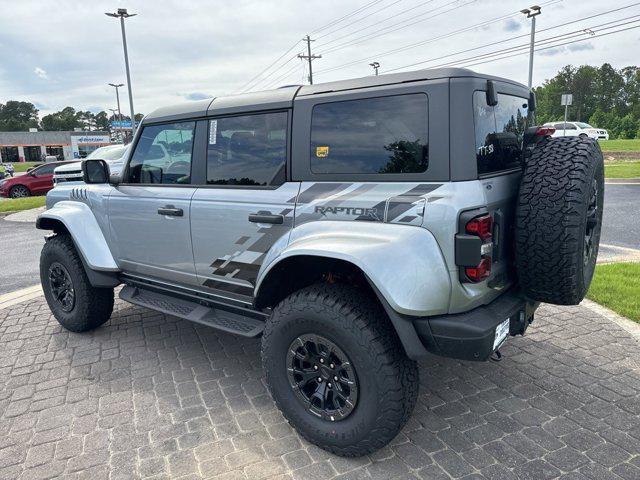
<box><xmin>0</xmin><ymin>162</ymin><xmax>75</xmax><ymax>198</ymax></box>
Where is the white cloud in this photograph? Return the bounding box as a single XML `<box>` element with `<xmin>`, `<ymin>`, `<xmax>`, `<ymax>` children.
<box><xmin>34</xmin><ymin>67</ymin><xmax>48</xmax><ymax>80</ymax></box>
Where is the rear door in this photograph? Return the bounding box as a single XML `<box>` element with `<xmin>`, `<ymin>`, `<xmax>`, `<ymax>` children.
<box><xmin>108</xmin><ymin>121</ymin><xmax>202</xmax><ymax>285</ymax></box>
<box><xmin>190</xmin><ymin>111</ymin><xmax>298</xmax><ymax>304</ymax></box>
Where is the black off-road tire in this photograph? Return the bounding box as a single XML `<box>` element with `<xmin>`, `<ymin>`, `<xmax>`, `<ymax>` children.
<box><xmin>40</xmin><ymin>234</ymin><xmax>114</xmax><ymax>332</ymax></box>
<box><xmin>515</xmin><ymin>136</ymin><xmax>604</xmax><ymax>305</ymax></box>
<box><xmin>262</xmin><ymin>282</ymin><xmax>419</xmax><ymax>457</ymax></box>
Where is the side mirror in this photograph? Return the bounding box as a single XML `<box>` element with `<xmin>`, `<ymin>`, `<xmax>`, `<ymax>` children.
<box><xmin>81</xmin><ymin>159</ymin><xmax>109</xmax><ymax>184</ymax></box>
<box><xmin>528</xmin><ymin>90</ymin><xmax>536</xmax><ymax>112</ymax></box>
<box><xmin>486</xmin><ymin>80</ymin><xmax>498</xmax><ymax>107</ymax></box>
<box><xmin>29</xmin><ymin>171</ymin><xmax>36</xmax><ymax>177</ymax></box>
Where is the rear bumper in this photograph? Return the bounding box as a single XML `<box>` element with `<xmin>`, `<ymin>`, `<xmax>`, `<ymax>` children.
<box><xmin>413</xmin><ymin>290</ymin><xmax>539</xmax><ymax>361</ymax></box>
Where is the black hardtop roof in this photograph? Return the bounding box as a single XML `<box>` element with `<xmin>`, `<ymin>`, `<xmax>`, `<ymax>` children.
<box><xmin>143</xmin><ymin>68</ymin><xmax>528</xmax><ymax>124</ymax></box>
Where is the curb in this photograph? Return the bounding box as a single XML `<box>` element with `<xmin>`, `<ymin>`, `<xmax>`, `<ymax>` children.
<box><xmin>580</xmin><ymin>298</ymin><xmax>640</xmax><ymax>342</ymax></box>
<box><xmin>0</xmin><ymin>285</ymin><xmax>43</xmax><ymax>310</ymax></box>
<box><xmin>605</xmin><ymin>178</ymin><xmax>640</xmax><ymax>185</ymax></box>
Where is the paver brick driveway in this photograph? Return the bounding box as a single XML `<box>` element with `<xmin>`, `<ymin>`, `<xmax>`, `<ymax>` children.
<box><xmin>1</xmin><ymin>297</ymin><xmax>639</xmax><ymax>480</ymax></box>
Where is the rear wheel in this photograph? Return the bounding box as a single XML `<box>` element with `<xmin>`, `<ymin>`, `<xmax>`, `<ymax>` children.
<box><xmin>515</xmin><ymin>136</ymin><xmax>604</xmax><ymax>305</ymax></box>
<box><xmin>262</xmin><ymin>282</ymin><xmax>418</xmax><ymax>457</ymax></box>
<box><xmin>9</xmin><ymin>185</ymin><xmax>30</xmax><ymax>198</ymax></box>
<box><xmin>40</xmin><ymin>234</ymin><xmax>114</xmax><ymax>332</ymax></box>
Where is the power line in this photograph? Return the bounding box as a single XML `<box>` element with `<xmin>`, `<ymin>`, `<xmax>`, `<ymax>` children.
<box><xmin>262</xmin><ymin>61</ymin><xmax>305</xmax><ymax>90</ymax></box>
<box><xmin>310</xmin><ymin>0</ymin><xmax>387</xmax><ymax>35</ymax></box>
<box><xmin>383</xmin><ymin>6</ymin><xmax>640</xmax><ymax>73</ymax></box>
<box><xmin>235</xmin><ymin>0</ymin><xmax>391</xmax><ymax>93</ymax></box>
<box><xmin>316</xmin><ymin>0</ymin><xmax>451</xmax><ymax>49</ymax></box>
<box><xmin>385</xmin><ymin>16</ymin><xmax>640</xmax><ymax>73</ymax></box>
<box><xmin>459</xmin><ymin>23</ymin><xmax>640</xmax><ymax>70</ymax></box>
<box><xmin>235</xmin><ymin>41</ymin><xmax>301</xmax><ymax>93</ymax></box>
<box><xmin>314</xmin><ymin>0</ymin><xmax>561</xmax><ymax>75</ymax></box>
<box><xmin>315</xmin><ymin>0</ymin><xmax>404</xmax><ymax>40</ymax></box>
<box><xmin>317</xmin><ymin>0</ymin><xmax>478</xmax><ymax>55</ymax></box>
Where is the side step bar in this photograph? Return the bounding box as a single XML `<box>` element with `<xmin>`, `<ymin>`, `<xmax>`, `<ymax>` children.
<box><xmin>119</xmin><ymin>285</ymin><xmax>264</xmax><ymax>337</ymax></box>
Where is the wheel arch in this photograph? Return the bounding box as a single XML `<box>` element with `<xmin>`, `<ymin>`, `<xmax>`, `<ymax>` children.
<box><xmin>36</xmin><ymin>202</ymin><xmax>120</xmax><ymax>287</ymax></box>
<box><xmin>256</xmin><ymin>254</ymin><xmax>430</xmax><ymax>360</ymax></box>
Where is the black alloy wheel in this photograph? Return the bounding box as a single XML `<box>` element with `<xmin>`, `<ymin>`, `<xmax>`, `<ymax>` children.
<box><xmin>287</xmin><ymin>334</ymin><xmax>358</xmax><ymax>422</ymax></box>
<box><xmin>48</xmin><ymin>262</ymin><xmax>75</xmax><ymax>312</ymax></box>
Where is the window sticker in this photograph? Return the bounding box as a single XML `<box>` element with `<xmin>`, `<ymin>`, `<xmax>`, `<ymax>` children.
<box><xmin>209</xmin><ymin>120</ymin><xmax>218</xmax><ymax>145</ymax></box>
<box><xmin>316</xmin><ymin>146</ymin><xmax>329</xmax><ymax>158</ymax></box>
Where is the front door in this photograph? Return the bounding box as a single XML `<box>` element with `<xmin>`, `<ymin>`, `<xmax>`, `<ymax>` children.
<box><xmin>29</xmin><ymin>163</ymin><xmax>57</xmax><ymax>194</ymax></box>
<box><xmin>190</xmin><ymin>111</ymin><xmax>298</xmax><ymax>304</ymax></box>
<box><xmin>109</xmin><ymin>121</ymin><xmax>199</xmax><ymax>286</ymax></box>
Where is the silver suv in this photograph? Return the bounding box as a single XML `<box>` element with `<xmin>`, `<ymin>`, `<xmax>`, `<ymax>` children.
<box><xmin>38</xmin><ymin>68</ymin><xmax>604</xmax><ymax>456</ymax></box>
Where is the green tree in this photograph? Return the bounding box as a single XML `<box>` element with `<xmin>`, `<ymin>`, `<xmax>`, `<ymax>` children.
<box><xmin>618</xmin><ymin>114</ymin><xmax>639</xmax><ymax>139</ymax></box>
<box><xmin>94</xmin><ymin>111</ymin><xmax>111</xmax><ymax>131</ymax></box>
<box><xmin>0</xmin><ymin>101</ymin><xmax>40</xmax><ymax>131</ymax></box>
<box><xmin>41</xmin><ymin>107</ymin><xmax>82</xmax><ymax>131</ymax></box>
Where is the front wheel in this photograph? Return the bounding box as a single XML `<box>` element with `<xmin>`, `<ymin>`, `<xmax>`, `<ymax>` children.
<box><xmin>262</xmin><ymin>282</ymin><xmax>418</xmax><ymax>457</ymax></box>
<box><xmin>40</xmin><ymin>234</ymin><xmax>114</xmax><ymax>332</ymax></box>
<box><xmin>9</xmin><ymin>185</ymin><xmax>30</xmax><ymax>198</ymax></box>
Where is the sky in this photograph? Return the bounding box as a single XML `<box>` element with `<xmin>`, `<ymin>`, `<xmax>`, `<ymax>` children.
<box><xmin>0</xmin><ymin>0</ymin><xmax>638</xmax><ymax>119</ymax></box>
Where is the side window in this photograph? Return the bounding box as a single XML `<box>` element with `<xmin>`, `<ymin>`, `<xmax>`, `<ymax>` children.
<box><xmin>34</xmin><ymin>164</ymin><xmax>56</xmax><ymax>175</ymax></box>
<box><xmin>310</xmin><ymin>94</ymin><xmax>428</xmax><ymax>174</ymax></box>
<box><xmin>127</xmin><ymin>122</ymin><xmax>195</xmax><ymax>184</ymax></box>
<box><xmin>565</xmin><ymin>123</ymin><xmax>577</xmax><ymax>130</ymax></box>
<box><xmin>473</xmin><ymin>91</ymin><xmax>528</xmax><ymax>176</ymax></box>
<box><xmin>207</xmin><ymin>112</ymin><xmax>287</xmax><ymax>186</ymax></box>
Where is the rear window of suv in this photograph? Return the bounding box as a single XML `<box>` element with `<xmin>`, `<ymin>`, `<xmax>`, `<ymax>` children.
<box><xmin>473</xmin><ymin>91</ymin><xmax>529</xmax><ymax>176</ymax></box>
<box><xmin>310</xmin><ymin>94</ymin><xmax>428</xmax><ymax>175</ymax></box>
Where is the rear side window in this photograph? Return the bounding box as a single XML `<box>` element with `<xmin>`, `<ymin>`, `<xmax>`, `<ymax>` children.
<box><xmin>473</xmin><ymin>91</ymin><xmax>528</xmax><ymax>176</ymax></box>
<box><xmin>310</xmin><ymin>94</ymin><xmax>428</xmax><ymax>174</ymax></box>
<box><xmin>128</xmin><ymin>122</ymin><xmax>195</xmax><ymax>184</ymax></box>
<box><xmin>207</xmin><ymin>112</ymin><xmax>287</xmax><ymax>186</ymax></box>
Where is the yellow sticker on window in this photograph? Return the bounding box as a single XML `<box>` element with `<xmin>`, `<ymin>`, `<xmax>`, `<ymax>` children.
<box><xmin>316</xmin><ymin>146</ymin><xmax>329</xmax><ymax>158</ymax></box>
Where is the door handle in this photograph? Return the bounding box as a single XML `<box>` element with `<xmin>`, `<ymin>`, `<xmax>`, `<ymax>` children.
<box><xmin>158</xmin><ymin>205</ymin><xmax>183</xmax><ymax>217</ymax></box>
<box><xmin>248</xmin><ymin>212</ymin><xmax>284</xmax><ymax>224</ymax></box>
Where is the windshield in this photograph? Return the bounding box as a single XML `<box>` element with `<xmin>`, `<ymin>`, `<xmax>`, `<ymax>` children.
<box><xmin>574</xmin><ymin>122</ymin><xmax>592</xmax><ymax>129</ymax></box>
<box><xmin>87</xmin><ymin>145</ymin><xmax>127</xmax><ymax>160</ymax></box>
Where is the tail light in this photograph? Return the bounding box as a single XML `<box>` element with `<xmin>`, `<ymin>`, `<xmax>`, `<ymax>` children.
<box><xmin>466</xmin><ymin>257</ymin><xmax>492</xmax><ymax>282</ymax></box>
<box><xmin>466</xmin><ymin>214</ymin><xmax>493</xmax><ymax>241</ymax></box>
<box><xmin>456</xmin><ymin>212</ymin><xmax>494</xmax><ymax>283</ymax></box>
<box><xmin>535</xmin><ymin>126</ymin><xmax>555</xmax><ymax>137</ymax></box>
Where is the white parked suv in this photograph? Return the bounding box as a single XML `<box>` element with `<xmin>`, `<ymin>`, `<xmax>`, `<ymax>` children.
<box><xmin>543</xmin><ymin>121</ymin><xmax>609</xmax><ymax>140</ymax></box>
<box><xmin>53</xmin><ymin>144</ymin><xmax>130</xmax><ymax>185</ymax></box>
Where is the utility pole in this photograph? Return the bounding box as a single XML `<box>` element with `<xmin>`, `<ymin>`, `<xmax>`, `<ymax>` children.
<box><xmin>105</xmin><ymin>8</ymin><xmax>137</xmax><ymax>134</ymax></box>
<box><xmin>298</xmin><ymin>35</ymin><xmax>322</xmax><ymax>85</ymax></box>
<box><xmin>521</xmin><ymin>5</ymin><xmax>542</xmax><ymax>89</ymax></box>
<box><xmin>369</xmin><ymin>62</ymin><xmax>380</xmax><ymax>76</ymax></box>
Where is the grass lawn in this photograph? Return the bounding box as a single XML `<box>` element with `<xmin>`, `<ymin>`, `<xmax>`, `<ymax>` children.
<box><xmin>0</xmin><ymin>196</ymin><xmax>46</xmax><ymax>213</ymax></box>
<box><xmin>604</xmin><ymin>160</ymin><xmax>640</xmax><ymax>179</ymax></box>
<box><xmin>587</xmin><ymin>262</ymin><xmax>640</xmax><ymax>323</ymax></box>
<box><xmin>0</xmin><ymin>161</ymin><xmax>44</xmax><ymax>173</ymax></box>
<box><xmin>599</xmin><ymin>138</ymin><xmax>640</xmax><ymax>152</ymax></box>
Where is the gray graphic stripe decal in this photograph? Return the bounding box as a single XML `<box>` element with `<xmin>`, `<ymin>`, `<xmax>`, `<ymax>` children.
<box><xmin>295</xmin><ymin>183</ymin><xmax>353</xmax><ymax>204</ymax></box>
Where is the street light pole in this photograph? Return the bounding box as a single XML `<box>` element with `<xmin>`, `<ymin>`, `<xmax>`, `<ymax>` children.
<box><xmin>521</xmin><ymin>5</ymin><xmax>542</xmax><ymax>89</ymax></box>
<box><xmin>106</xmin><ymin>8</ymin><xmax>137</xmax><ymax>134</ymax></box>
<box><xmin>369</xmin><ymin>62</ymin><xmax>380</xmax><ymax>76</ymax></box>
<box><xmin>108</xmin><ymin>83</ymin><xmax>124</xmax><ymax>127</ymax></box>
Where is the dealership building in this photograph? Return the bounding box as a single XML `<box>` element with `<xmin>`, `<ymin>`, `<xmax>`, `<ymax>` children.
<box><xmin>0</xmin><ymin>131</ymin><xmax>111</xmax><ymax>162</ymax></box>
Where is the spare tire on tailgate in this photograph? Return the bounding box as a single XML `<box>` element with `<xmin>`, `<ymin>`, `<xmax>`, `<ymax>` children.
<box><xmin>515</xmin><ymin>136</ymin><xmax>604</xmax><ymax>305</ymax></box>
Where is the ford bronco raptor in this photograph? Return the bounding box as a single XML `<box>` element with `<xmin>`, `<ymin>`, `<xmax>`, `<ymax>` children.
<box><xmin>37</xmin><ymin>68</ymin><xmax>604</xmax><ymax>457</ymax></box>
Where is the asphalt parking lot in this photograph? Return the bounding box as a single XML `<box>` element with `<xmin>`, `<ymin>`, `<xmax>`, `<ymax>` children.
<box><xmin>0</xmin><ymin>297</ymin><xmax>639</xmax><ymax>480</ymax></box>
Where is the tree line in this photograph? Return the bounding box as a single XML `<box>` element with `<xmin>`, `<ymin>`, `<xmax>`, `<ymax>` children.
<box><xmin>534</xmin><ymin>63</ymin><xmax>640</xmax><ymax>139</ymax></box>
<box><xmin>0</xmin><ymin>102</ymin><xmax>143</xmax><ymax>133</ymax></box>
